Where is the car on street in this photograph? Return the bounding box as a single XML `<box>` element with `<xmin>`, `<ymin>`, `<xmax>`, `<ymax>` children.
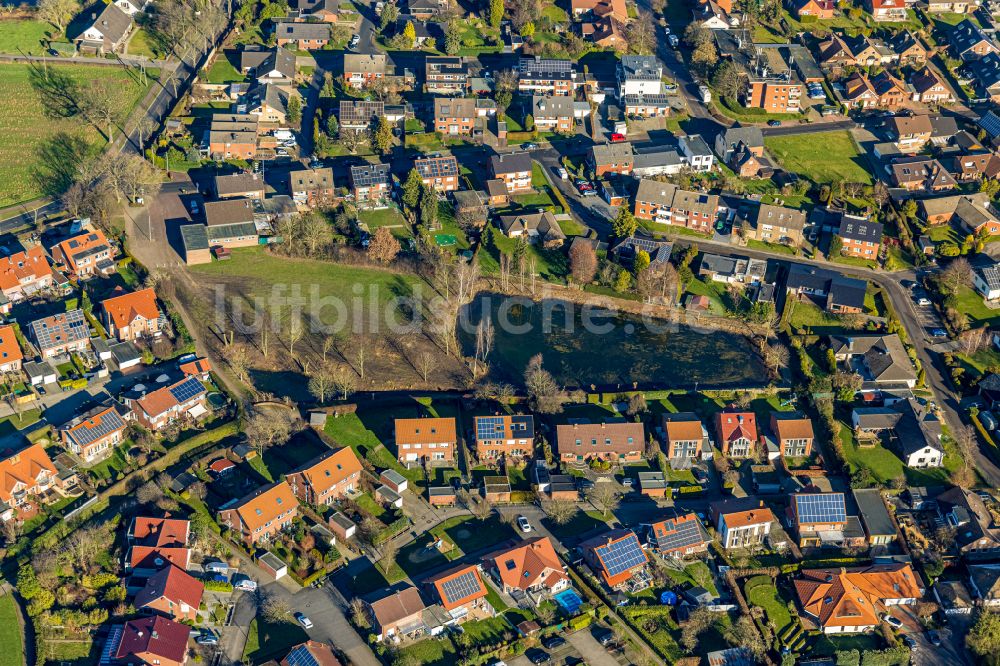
<box><xmin>884</xmin><ymin>614</ymin><xmax>903</xmax><ymax>629</ymax></box>
<box><xmin>929</xmin><ymin>328</ymin><xmax>948</xmax><ymax>338</ymax></box>
<box><xmin>767</xmin><ymin>119</ymin><xmax>782</xmax><ymax>126</ymax></box>
<box><xmin>928</xmin><ymin>630</ymin><xmax>942</xmax><ymax>646</ymax></box>
<box><xmin>295</xmin><ymin>612</ymin><xmax>314</xmax><ymax>629</ymax></box>
<box><xmin>349</xmin><ymin>34</ymin><xmax>360</xmax><ymax>48</ymax></box>
<box><xmin>517</xmin><ymin>515</ymin><xmax>532</xmax><ymax>533</ymax></box>
<box><xmin>526</xmin><ymin>649</ymin><xmax>551</xmax><ymax>664</ymax></box>
<box><xmin>541</xmin><ymin>635</ymin><xmax>566</xmax><ymax>650</ymax></box>
<box><xmin>609</xmin><ymin>133</ymin><xmax>626</xmax><ymax>142</ymax></box>
<box><xmin>555</xmin><ymin>166</ymin><xmax>568</xmax><ymax>179</ymax></box>
<box><xmin>669</xmin><ymin>34</ymin><xmax>679</xmax><ymax>47</ymax></box>
<box><xmin>902</xmin><ymin>635</ymin><xmax>917</xmax><ymax>649</ymax></box>
<box><xmin>522</xmin><ymin>142</ymin><xmax>539</xmax><ymax>150</ymax></box>
<box><xmin>233</xmin><ymin>575</ymin><xmax>257</xmax><ymax>591</ymax></box>
<box><xmin>578</xmin><ymin>477</ymin><xmax>595</xmax><ymax>490</ymax></box>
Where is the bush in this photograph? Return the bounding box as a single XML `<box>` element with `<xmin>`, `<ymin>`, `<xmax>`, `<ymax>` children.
<box><xmin>510</xmin><ymin>490</ymin><xmax>536</xmax><ymax>503</ymax></box>
<box><xmin>836</xmin><ymin>649</ymin><xmax>861</xmax><ymax>666</ymax></box>
<box><xmin>860</xmin><ymin>646</ymin><xmax>910</xmax><ymax>666</ymax></box>
<box><xmin>374</xmin><ymin>516</ymin><xmax>410</xmax><ymax>545</ymax></box>
<box><xmin>204</xmin><ymin>580</ymin><xmax>234</xmax><ymax>592</ymax></box>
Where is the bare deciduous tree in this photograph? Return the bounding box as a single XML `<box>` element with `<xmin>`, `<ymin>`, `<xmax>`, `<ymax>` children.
<box><xmin>543</xmin><ymin>500</ymin><xmax>578</xmax><ymax>525</ymax></box>
<box><xmin>588</xmin><ymin>483</ymin><xmax>620</xmax><ymax>518</ymax></box>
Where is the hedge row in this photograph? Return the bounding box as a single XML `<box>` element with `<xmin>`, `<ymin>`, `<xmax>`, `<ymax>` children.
<box><xmin>373</xmin><ymin>516</ymin><xmax>410</xmax><ymax>545</ymax></box>
<box><xmin>204</xmin><ymin>580</ymin><xmax>233</xmax><ymax>592</ymax></box>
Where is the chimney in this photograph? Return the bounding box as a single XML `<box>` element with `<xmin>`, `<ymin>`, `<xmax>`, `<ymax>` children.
<box><xmin>137</xmin><ymin>631</ymin><xmax>144</xmax><ymax>638</ymax></box>
<box><xmin>151</xmin><ymin>630</ymin><xmax>159</xmax><ymax>639</ymax></box>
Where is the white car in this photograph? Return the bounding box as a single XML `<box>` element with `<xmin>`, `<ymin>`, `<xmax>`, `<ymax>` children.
<box><xmin>517</xmin><ymin>516</ymin><xmax>532</xmax><ymax>533</ymax></box>
<box><xmin>295</xmin><ymin>612</ymin><xmax>313</xmax><ymax>629</ymax></box>
<box><xmin>555</xmin><ymin>167</ymin><xmax>568</xmax><ymax>180</ymax></box>
<box><xmin>884</xmin><ymin>614</ymin><xmax>903</xmax><ymax>629</ymax></box>
<box><xmin>664</xmin><ymin>26</ymin><xmax>670</xmax><ymax>35</ymax></box>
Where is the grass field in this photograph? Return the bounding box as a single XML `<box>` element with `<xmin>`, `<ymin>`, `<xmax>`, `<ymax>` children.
<box><xmin>955</xmin><ymin>285</ymin><xmax>1000</xmax><ymax>328</ymax></box>
<box><xmin>765</xmin><ymin>131</ymin><xmax>873</xmax><ymax>185</ymax></box>
<box><xmin>0</xmin><ymin>62</ymin><xmax>153</xmax><ymax>207</ymax></box>
<box><xmin>206</xmin><ymin>52</ymin><xmax>246</xmax><ymax>84</ymax></box>
<box><xmin>0</xmin><ymin>593</ymin><xmax>24</xmax><ymax>666</ymax></box>
<box><xmin>0</xmin><ymin>19</ymin><xmax>52</xmax><ymax>56</ymax></box>
<box><xmin>839</xmin><ymin>424</ymin><xmax>958</xmax><ymax>485</ymax></box>
<box><xmin>127</xmin><ymin>29</ymin><xmax>164</xmax><ymax>59</ymax></box>
<box><xmin>747</xmin><ymin>581</ymin><xmax>792</xmax><ymax>635</ymax></box>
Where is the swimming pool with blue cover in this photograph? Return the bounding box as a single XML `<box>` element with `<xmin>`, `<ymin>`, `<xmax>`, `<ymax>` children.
<box><xmin>554</xmin><ymin>588</ymin><xmax>583</xmax><ymax>614</ymax></box>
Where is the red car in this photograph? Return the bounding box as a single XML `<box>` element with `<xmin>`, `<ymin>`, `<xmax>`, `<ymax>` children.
<box><xmin>610</xmin><ymin>133</ymin><xmax>626</xmax><ymax>142</ymax></box>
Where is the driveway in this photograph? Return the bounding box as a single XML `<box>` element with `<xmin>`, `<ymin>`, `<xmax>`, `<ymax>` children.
<box><xmin>567</xmin><ymin>629</ymin><xmax>626</xmax><ymax>666</ymax></box>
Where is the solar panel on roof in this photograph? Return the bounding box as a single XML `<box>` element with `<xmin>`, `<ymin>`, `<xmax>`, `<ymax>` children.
<box><xmin>284</xmin><ymin>646</ymin><xmax>321</xmax><ymax>666</ymax></box>
<box><xmin>795</xmin><ymin>494</ymin><xmax>847</xmax><ymax>524</ymax></box>
<box><xmin>68</xmin><ymin>409</ymin><xmax>127</xmax><ymax>448</ymax></box>
<box><xmin>594</xmin><ymin>534</ymin><xmax>646</xmax><ymax>577</ymax></box>
<box><xmin>476</xmin><ymin>416</ymin><xmax>505</xmax><ymax>441</ymax></box>
<box><xmin>416</xmin><ymin>156</ymin><xmax>458</xmax><ymax>179</ymax></box>
<box><xmin>654</xmin><ymin>518</ymin><xmax>703</xmax><ymax>552</ymax></box>
<box><xmin>440</xmin><ymin>569</ymin><xmax>482</xmax><ymax>604</ymax></box>
<box><xmin>169</xmin><ymin>376</ymin><xmax>205</xmax><ymax>404</ymax></box>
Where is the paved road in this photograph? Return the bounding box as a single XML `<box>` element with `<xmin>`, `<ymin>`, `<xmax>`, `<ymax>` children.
<box><xmin>760</xmin><ymin>119</ymin><xmax>857</xmax><ymax>136</ymax></box>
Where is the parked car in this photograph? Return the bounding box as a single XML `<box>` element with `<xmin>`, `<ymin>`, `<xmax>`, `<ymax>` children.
<box><xmin>189</xmin><ymin>200</ymin><xmax>200</xmax><ymax>214</ymax></box>
<box><xmin>927</xmin><ymin>630</ymin><xmax>942</xmax><ymax>646</ymax></box>
<box><xmin>526</xmin><ymin>649</ymin><xmax>551</xmax><ymax>664</ymax></box>
<box><xmin>541</xmin><ymin>635</ymin><xmax>566</xmax><ymax>650</ymax></box>
<box><xmin>204</xmin><ymin>561</ymin><xmax>229</xmax><ymax>574</ymax></box>
<box><xmin>621</xmin><ymin>477</ymin><xmax>634</xmax><ymax>488</ymax></box>
<box><xmin>593</xmin><ymin>627</ymin><xmax>615</xmax><ymax>646</ymax></box>
<box><xmin>233</xmin><ymin>575</ymin><xmax>257</xmax><ymax>591</ymax></box>
<box><xmin>669</xmin><ymin>34</ymin><xmax>679</xmax><ymax>47</ymax></box>
<box><xmin>349</xmin><ymin>34</ymin><xmax>360</xmax><ymax>48</ymax></box>
<box><xmin>915</xmin><ymin>295</ymin><xmax>931</xmax><ymax>306</ymax></box>
<box><xmin>578</xmin><ymin>478</ymin><xmax>595</xmax><ymax>490</ymax></box>
<box><xmin>663</xmin><ymin>26</ymin><xmax>670</xmax><ymax>35</ymax></box>
<box><xmin>195</xmin><ymin>629</ymin><xmax>219</xmax><ymax>646</ymax></box>
<box><xmin>555</xmin><ymin>166</ymin><xmax>569</xmax><ymax>180</ymax></box>
<box><xmin>902</xmin><ymin>635</ymin><xmax>917</xmax><ymax>649</ymax></box>
<box><xmin>295</xmin><ymin>612</ymin><xmax>313</xmax><ymax>629</ymax></box>
<box><xmin>609</xmin><ymin>133</ymin><xmax>626</xmax><ymax>142</ymax></box>
<box><xmin>884</xmin><ymin>614</ymin><xmax>903</xmax><ymax>629</ymax></box>
<box><xmin>767</xmin><ymin>120</ymin><xmax>782</xmax><ymax>127</ymax></box>
<box><xmin>929</xmin><ymin>328</ymin><xmax>948</xmax><ymax>338</ymax></box>
<box><xmin>517</xmin><ymin>515</ymin><xmax>532</xmax><ymax>533</ymax></box>
<box><xmin>692</xmin><ymin>468</ymin><xmax>708</xmax><ymax>483</ymax></box>
<box><xmin>522</xmin><ymin>142</ymin><xmax>539</xmax><ymax>150</ymax></box>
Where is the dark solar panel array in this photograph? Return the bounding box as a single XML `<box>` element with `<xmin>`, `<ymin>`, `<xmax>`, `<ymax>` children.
<box><xmin>595</xmin><ymin>534</ymin><xmax>646</xmax><ymax>576</ymax></box>
<box><xmin>441</xmin><ymin>569</ymin><xmax>481</xmax><ymax>604</ymax></box>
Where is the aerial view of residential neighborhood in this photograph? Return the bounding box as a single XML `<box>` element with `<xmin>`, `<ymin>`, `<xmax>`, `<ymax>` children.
<box><xmin>12</xmin><ymin>0</ymin><xmax>1000</xmax><ymax>665</ymax></box>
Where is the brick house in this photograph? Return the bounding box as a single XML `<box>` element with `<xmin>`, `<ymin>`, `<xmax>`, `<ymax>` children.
<box><xmin>102</xmin><ymin>287</ymin><xmax>164</xmax><ymax>342</ymax></box>
<box><xmin>289</xmin><ymin>167</ymin><xmax>336</xmax><ymax>207</ymax></box>
<box><xmin>865</xmin><ymin>0</ymin><xmax>906</xmax><ymax>21</ymax></box>
<box><xmin>52</xmin><ymin>229</ymin><xmax>116</xmax><ymax>278</ymax></box>
<box><xmin>836</xmin><ymin>217</ymin><xmax>883</xmax><ymax>259</ymax></box>
<box><xmin>275</xmin><ymin>21</ymin><xmax>331</xmax><ymax>49</ymax></box>
<box><xmin>394</xmin><ymin>417</ymin><xmax>456</xmax><ymax>464</ymax></box>
<box><xmin>489</xmin><ymin>152</ymin><xmax>533</xmax><ymax>193</ymax></box>
<box><xmin>426</xmin><ymin>56</ymin><xmax>469</xmax><ymax>94</ymax></box>
<box><xmin>796</xmin><ymin>564</ymin><xmax>921</xmax><ymax>633</ymax></box>
<box><xmin>474</xmin><ymin>414</ymin><xmax>535</xmax><ymax>461</ymax></box>
<box><xmin>791</xmin><ymin>0</ymin><xmax>835</xmax><ymax>18</ymax></box>
<box><xmin>714</xmin><ymin>409</ymin><xmax>758</xmax><ymax>458</ymax></box>
<box><xmin>791</xmin><ymin>492</ymin><xmax>848</xmax><ymax>547</ymax></box>
<box><xmin>633</xmin><ymin>179</ymin><xmax>719</xmax><ymax>233</ymax></box>
<box><xmin>589</xmin><ymin>142</ymin><xmax>634</xmax><ymax>177</ymax></box>
<box><xmin>59</xmin><ymin>403</ymin><xmax>128</xmax><ymax>463</ymax></box>
<box><xmin>285</xmin><ymin>447</ymin><xmax>362</xmax><ymax>506</ymax></box>
<box><xmin>349</xmin><ymin>163</ymin><xmax>392</xmax><ymax>203</ymax></box>
<box><xmin>134</xmin><ymin>563</ymin><xmax>204</xmax><ymax>622</ymax></box>
<box><xmin>518</xmin><ymin>57</ymin><xmax>578</xmax><ymax>95</ymax></box>
<box><xmin>426</xmin><ymin>564</ymin><xmax>493</xmax><ymax>623</ymax></box>
<box><xmin>662</xmin><ymin>414</ymin><xmax>706</xmax><ymax>462</ymax></box>
<box><xmin>751</xmin><ymin>204</ymin><xmax>806</xmax><ymax>246</ymax></box>
<box><xmin>364</xmin><ymin>587</ymin><xmax>427</xmax><ymax>642</ymax></box>
<box><xmin>414</xmin><ymin>154</ymin><xmax>460</xmax><ymax>193</ymax></box>
<box><xmin>481</xmin><ymin>537</ymin><xmax>569</xmax><ymax>596</ymax></box>
<box><xmin>710</xmin><ymin>498</ymin><xmax>778</xmax><ymax>550</ymax></box>
<box><xmin>532</xmin><ymin>95</ymin><xmax>575</xmax><ymax>133</ymax></box>
<box><xmin>217</xmin><ymin>481</ymin><xmax>300</xmax><ymax>545</ymax></box>
<box><xmin>344</xmin><ymin>53</ymin><xmax>387</xmax><ymax>89</ymax></box>
<box><xmin>580</xmin><ymin>530</ymin><xmax>648</xmax><ymax>588</ymax></box>
<box><xmin>433</xmin><ymin>97</ymin><xmax>496</xmax><ymax>135</ymax></box>
<box><xmin>555</xmin><ymin>422</ymin><xmax>644</xmax><ymax>463</ymax></box>
<box><xmin>646</xmin><ymin>513</ymin><xmax>709</xmax><ymax>558</ymax></box>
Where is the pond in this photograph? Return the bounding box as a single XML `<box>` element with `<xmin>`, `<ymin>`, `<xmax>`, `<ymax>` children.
<box><xmin>458</xmin><ymin>294</ymin><xmax>767</xmax><ymax>389</ymax></box>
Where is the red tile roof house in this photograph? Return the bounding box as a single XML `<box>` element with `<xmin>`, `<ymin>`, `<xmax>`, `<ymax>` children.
<box><xmin>770</xmin><ymin>413</ymin><xmax>814</xmax><ymax>458</ymax></box>
<box><xmin>127</xmin><ymin>516</ymin><xmax>191</xmax><ymax>575</ymax></box>
<box><xmin>426</xmin><ymin>563</ymin><xmax>494</xmax><ymax>624</ymax></box>
<box><xmin>0</xmin><ymin>443</ymin><xmax>63</xmax><ymax>523</ymax></box>
<box><xmin>285</xmin><ymin>447</ymin><xmax>362</xmax><ymax>506</ymax></box>
<box><xmin>580</xmin><ymin>529</ymin><xmax>649</xmax><ymax>589</ymax></box>
<box><xmin>364</xmin><ymin>586</ymin><xmax>428</xmax><ymax>642</ymax></box>
<box><xmin>794</xmin><ymin>564</ymin><xmax>922</xmax><ymax>633</ymax></box>
<box><xmin>662</xmin><ymin>414</ymin><xmax>707</xmax><ymax>463</ymax></box>
<box><xmin>394</xmin><ymin>417</ymin><xmax>457</xmax><ymax>465</ymax></box>
<box><xmin>0</xmin><ymin>246</ymin><xmax>56</xmax><ymax>311</ymax></box>
<box><xmin>0</xmin><ymin>324</ymin><xmax>23</xmax><ymax>373</ymax></box>
<box><xmin>179</xmin><ymin>357</ymin><xmax>212</xmax><ymax>381</ymax></box>
<box><xmin>59</xmin><ymin>403</ymin><xmax>128</xmax><ymax>463</ymax></box>
<box><xmin>481</xmin><ymin>536</ymin><xmax>569</xmax><ymax>598</ymax></box>
<box><xmin>112</xmin><ymin>616</ymin><xmax>190</xmax><ymax>666</ymax></box>
<box><xmin>555</xmin><ymin>422</ymin><xmax>644</xmax><ymax>464</ymax></box>
<box><xmin>710</xmin><ymin>498</ymin><xmax>778</xmax><ymax>550</ymax></box>
<box><xmin>218</xmin><ymin>480</ymin><xmax>300</xmax><ymax>545</ymax></box>
<box><xmin>128</xmin><ymin>376</ymin><xmax>208</xmax><ymax>431</ymax></box>
<box><xmin>102</xmin><ymin>287</ymin><xmax>165</xmax><ymax>342</ymax></box>
<box><xmin>51</xmin><ymin>229</ymin><xmax>116</xmax><ymax>278</ymax></box>
<box><xmin>133</xmin><ymin>563</ymin><xmax>204</xmax><ymax>622</ymax></box>
<box><xmin>713</xmin><ymin>409</ymin><xmax>758</xmax><ymax>458</ymax></box>
<box><xmin>865</xmin><ymin>0</ymin><xmax>906</xmax><ymax>21</ymax></box>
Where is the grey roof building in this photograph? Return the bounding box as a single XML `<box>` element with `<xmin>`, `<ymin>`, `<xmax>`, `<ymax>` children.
<box><xmin>275</xmin><ymin>21</ymin><xmax>331</xmax><ymax>42</ymax></box>
<box><xmin>29</xmin><ymin>309</ymin><xmax>89</xmax><ymax>354</ymax></box>
<box><xmin>238</xmin><ymin>46</ymin><xmax>296</xmax><ymax>79</ymax></box>
<box><xmin>852</xmin><ymin>488</ymin><xmax>896</xmax><ymax>546</ymax></box>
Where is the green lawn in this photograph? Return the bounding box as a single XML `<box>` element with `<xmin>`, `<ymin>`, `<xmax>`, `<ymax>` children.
<box><xmin>189</xmin><ymin>247</ymin><xmax>425</xmax><ymax>327</ymax></box>
<box><xmin>786</xmin><ymin>297</ymin><xmax>850</xmax><ymax>333</ymax></box>
<box><xmin>205</xmin><ymin>53</ymin><xmax>246</xmax><ymax>84</ymax></box>
<box><xmin>685</xmin><ymin>277</ymin><xmax>732</xmax><ymax>315</ymax></box>
<box><xmin>764</xmin><ymin>131</ymin><xmax>873</xmax><ymax>185</ymax></box>
<box><xmin>479</xmin><ymin>229</ymin><xmax>569</xmax><ymax>283</ymax></box>
<box><xmin>0</xmin><ymin>593</ymin><xmax>23</xmax><ymax>666</ymax></box>
<box><xmin>747</xmin><ymin>580</ymin><xmax>792</xmax><ymax>635</ymax></box>
<box><xmin>832</xmin><ymin>254</ymin><xmax>878</xmax><ymax>269</ymax></box>
<box><xmin>955</xmin><ymin>285</ymin><xmax>1000</xmax><ymax>328</ymax></box>
<box><xmin>243</xmin><ymin>617</ymin><xmax>310</xmax><ymax>664</ymax></box>
<box><xmin>0</xmin><ymin>19</ymin><xmax>52</xmax><ymax>55</ymax></box>
<box><xmin>0</xmin><ymin>62</ymin><xmax>155</xmax><ymax>207</ymax></box>
<box><xmin>127</xmin><ymin>28</ymin><xmax>164</xmax><ymax>59</ymax></box>
<box><xmin>396</xmin><ymin>636</ymin><xmax>457</xmax><ymax>665</ymax></box>
<box><xmin>0</xmin><ymin>408</ymin><xmax>42</xmax><ymax>438</ymax></box>
<box><xmin>664</xmin><ymin>561</ymin><xmax>718</xmax><ymax>596</ymax></box>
